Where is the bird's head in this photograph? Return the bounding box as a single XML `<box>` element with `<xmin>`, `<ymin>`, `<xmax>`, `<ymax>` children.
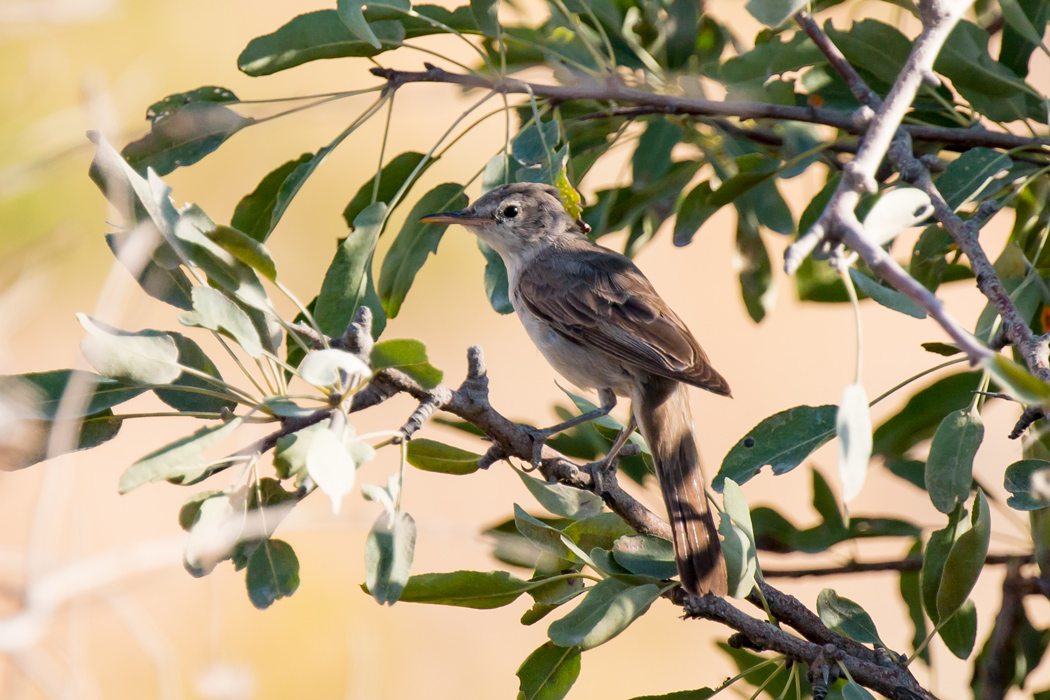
<box><xmin>420</xmin><ymin>182</ymin><xmax>586</xmax><ymax>261</ymax></box>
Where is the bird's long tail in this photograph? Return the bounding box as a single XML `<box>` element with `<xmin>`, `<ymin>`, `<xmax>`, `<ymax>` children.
<box><xmin>633</xmin><ymin>377</ymin><xmax>727</xmax><ymax>597</ymax></box>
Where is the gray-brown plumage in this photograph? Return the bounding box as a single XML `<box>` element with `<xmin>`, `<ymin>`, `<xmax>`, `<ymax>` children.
<box><xmin>422</xmin><ymin>182</ymin><xmax>730</xmax><ymax>597</ymax></box>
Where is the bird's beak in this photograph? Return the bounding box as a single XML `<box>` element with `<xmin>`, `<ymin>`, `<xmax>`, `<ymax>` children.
<box><xmin>419</xmin><ymin>209</ymin><xmax>489</xmax><ymax>226</ymax></box>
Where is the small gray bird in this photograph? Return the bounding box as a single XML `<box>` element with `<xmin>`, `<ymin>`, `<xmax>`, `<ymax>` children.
<box><xmin>422</xmin><ymin>182</ymin><xmax>730</xmax><ymax>597</ymax></box>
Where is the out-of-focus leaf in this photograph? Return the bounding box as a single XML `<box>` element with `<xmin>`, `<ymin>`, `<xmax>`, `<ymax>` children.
<box><xmin>370</xmin><ymin>338</ymin><xmax>442</xmax><ymax>389</ymax></box>
<box><xmin>745</xmin><ymin>0</ymin><xmax>808</xmax><ymax>27</ymax></box>
<box><xmin>936</xmin><ymin>21</ymin><xmax>1031</xmax><ymax>99</ymax></box>
<box><xmin>825</xmin><ymin>19</ymin><xmax>911</xmax><ymax>85</ymax></box>
<box><xmin>925</xmin><ymin>408</ymin><xmax>984</xmax><ymax>514</ymax></box>
<box><xmin>478</xmin><ymin>240</ymin><xmax>513</xmax><ymax>314</ymax></box>
<box><xmin>122</xmin><ymin>100</ymin><xmax>251</xmax><ymax>176</ymax></box>
<box><xmin>104</xmin><ymin>230</ymin><xmax>194</xmax><ymax>310</ymax></box>
<box><xmin>207</xmin><ymin>226</ymin><xmax>277</xmax><ymax>281</ymax></box>
<box><xmin>862</xmin><ymin>187</ymin><xmax>933</xmax><ymax>245</ymax></box>
<box><xmin>984</xmin><ymin>354</ymin><xmax>1050</xmax><ymax>404</ymax></box>
<box><xmin>546</xmin><ymin>578</ymin><xmax>661</xmax><ymax>650</ymax></box>
<box><xmin>10</xmin><ymin>369</ymin><xmax>146</xmax><ymax>418</ymax></box>
<box><xmin>298</xmin><ymin>348</ymin><xmax>371</xmax><ymax>391</ymax></box>
<box><xmin>246</xmin><ymin>538</ymin><xmax>300</xmax><ymax>609</ymax></box>
<box><xmin>837</xmin><ymin>383</ymin><xmax>872</xmax><ymax>503</ymax></box>
<box><xmin>516</xmin><ymin>642</ymin><xmax>581</xmax><ymax>700</ymax></box>
<box><xmin>900</xmin><ymin>541</ymin><xmax>929</xmax><ymax>664</ymax></box>
<box><xmin>999</xmin><ymin>0</ymin><xmax>1050</xmax><ymax>77</ymax></box>
<box><xmin>920</xmin><ymin>521</ymin><xmax>956</xmax><ymax>624</ymax></box>
<box><xmin>406</xmin><ymin>439</ymin><xmax>481</xmax><ymax>475</ymax></box>
<box><xmin>306</xmin><ymin>427</ymin><xmax>359</xmax><ymax>514</ymax></box>
<box><xmin>715</xmin><ymin>405</ymin><xmax>837</xmax><ymax>490</ymax></box>
<box><xmin>922</xmin><ymin>342</ymin><xmax>961</xmax><ymax>356</ymax></box>
<box><xmin>378</xmin><ymin>183</ymin><xmax>467</xmax><ymax>318</ymax></box>
<box><xmin>874</xmin><ymin>372</ymin><xmax>981</xmax><ymax>458</ymax></box>
<box><xmin>513</xmin><ymin>121</ymin><xmax>560</xmax><ymax>166</ymax></box>
<box><xmin>841</xmin><ymin>683</ymin><xmax>877</xmax><ymax>700</ymax></box>
<box><xmin>470</xmin><ymin>0</ymin><xmax>499</xmax><ymax>36</ymax></box>
<box><xmin>1005</xmin><ymin>459</ymin><xmax>1050</xmax><ymax>510</ymax></box>
<box><xmin>632</xmin><ymin>120</ymin><xmax>682</xmax><ymax>191</ymax></box>
<box><xmin>365</xmin><ymin>510</ymin><xmax>416</xmax><ymax>605</ymax></box>
<box><xmin>735</xmin><ymin>205</ymin><xmax>774</xmax><ymax>323</ymax></box>
<box><xmin>515</xmin><ymin>505</ymin><xmax>574</xmax><ymax>561</ymax></box>
<box><xmin>338</xmin><ymin>0</ymin><xmax>411</xmax><ymax>48</ymax></box>
<box><xmin>77</xmin><ymin>314</ymin><xmax>180</xmax><ymax>386</ymax></box>
<box><xmin>673</xmin><ymin>182</ymin><xmax>718</xmax><ymax>247</ymax></box>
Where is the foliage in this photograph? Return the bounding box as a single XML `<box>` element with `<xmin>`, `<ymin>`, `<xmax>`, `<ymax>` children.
<box><xmin>8</xmin><ymin>0</ymin><xmax>1050</xmax><ymax>697</ymax></box>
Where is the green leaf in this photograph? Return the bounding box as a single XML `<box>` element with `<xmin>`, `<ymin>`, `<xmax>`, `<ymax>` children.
<box><xmin>735</xmin><ymin>205</ymin><xmax>774</xmax><ymax>323</ymax></box>
<box><xmin>562</xmin><ymin>513</ymin><xmax>637</xmax><ymax>553</ymax></box>
<box><xmin>925</xmin><ymin>408</ymin><xmax>984</xmax><ymax>514</ymax></box>
<box><xmin>632</xmin><ymin>120</ymin><xmax>682</xmax><ymax>191</ymax></box>
<box><xmin>273</xmin><ymin>422</ymin><xmax>326</xmax><ymax>479</ymax></box>
<box><xmin>298</xmin><ymin>348</ymin><xmax>371</xmax><ymax>391</ymax></box>
<box><xmin>378</xmin><ymin>183</ymin><xmax>467</xmax><ymax>318</ymax></box>
<box><xmin>154</xmin><ymin>333</ymin><xmax>237</xmax><ymax>413</ymax></box>
<box><xmin>841</xmin><ymin>682</ymin><xmax>877</xmax><ymax>700</ymax></box>
<box><xmin>513</xmin><ymin>121</ymin><xmax>560</xmax><ymax>166</ymax></box>
<box><xmin>11</xmin><ymin>369</ymin><xmax>146</xmax><ymax>418</ymax></box>
<box><xmin>1005</xmin><ymin>459</ymin><xmax>1050</xmax><ymax>510</ymax></box>
<box><xmin>673</xmin><ymin>182</ymin><xmax>718</xmax><ymax>247</ymax></box>
<box><xmin>515</xmin><ymin>467</ymin><xmax>604</xmax><ymax>519</ymax></box>
<box><xmin>370</xmin><ymin>339</ymin><xmax>443</xmax><ymax>389</ymax></box>
<box><xmin>922</xmin><ymin>342</ymin><xmax>961</xmax><ymax>357</ymax></box>
<box><xmin>935</xmin><ymin>148</ymin><xmax>1013</xmax><ymax>211</ymax></box>
<box><xmin>245</xmin><ymin>538</ymin><xmax>300</xmax><ymax>609</ymax></box>
<box><xmin>546</xmin><ymin>578</ymin><xmax>661</xmax><ymax>650</ymax></box>
<box><xmin>178</xmin><ymin>490</ymin><xmax>224</xmax><ymax>531</ymax></box>
<box><xmin>515</xmin><ymin>505</ymin><xmax>575</xmax><ymax>560</ymax></box>
<box><xmin>395</xmin><ymin>570</ymin><xmax>531</xmax><ymax>608</ymax></box>
<box><xmin>936</xmin><ymin>21</ymin><xmax>1032</xmax><ymax>99</ymax></box>
<box><xmin>119</xmin><ymin>418</ymin><xmax>243</xmax><ymax>493</ymax></box>
<box><xmin>238</xmin><ymin>11</ymin><xmax>403</xmax><ymax>75</ymax></box>
<box><xmin>999</xmin><ymin>0</ymin><xmax>1050</xmax><ymax>77</ymax></box>
<box><xmin>983</xmin><ymin>354</ymin><xmax>1050</xmax><ymax>404</ymax></box>
<box><xmin>873</xmin><ymin>372</ymin><xmax>981</xmax><ymax>458</ymax></box>
<box><xmin>516</xmin><ymin>642</ymin><xmax>581</xmax><ymax>700</ymax></box>
<box><xmin>88</xmin><ymin>131</ymin><xmax>180</xmax><ymax>239</ymax></box>
<box><xmin>479</xmin><ymin>240</ymin><xmax>514</xmax><ymax>314</ymax></box>
<box><xmin>104</xmin><ymin>231</ymin><xmax>194</xmax><ymax>310</ymax></box>
<box><xmin>627</xmin><ymin>690</ymin><xmax>715</xmax><ymax>700</ymax></box>
<box><xmin>718</xmin><ymin>479</ymin><xmax>759</xmax><ymax>597</ymax></box>
<box><xmin>406</xmin><ymin>439</ymin><xmax>481</xmax><ymax>475</ymax></box>
<box><xmin>365</xmin><ymin>510</ymin><xmax>416</xmax><ymax>605</ymax></box>
<box><xmin>180</xmin><ymin>286</ymin><xmax>263</xmax><ymax>358</ymax></box>
<box><xmin>714</xmin><ymin>405</ymin><xmax>837</xmax><ymax>490</ymax></box>
<box><xmin>207</xmin><ymin>226</ymin><xmax>277</xmax><ymax>281</ymax></box>
<box><xmin>343</xmin><ymin>151</ymin><xmax>430</xmax><ymax>228</ymax></box>
<box><xmin>836</xmin><ymin>383</ymin><xmax>872</xmax><ymax>503</ymax></box>
<box><xmin>122</xmin><ymin>101</ymin><xmax>251</xmax><ymax>176</ymax></box>
<box><xmin>232</xmin><ymin>153</ymin><xmax>313</xmax><ymax>242</ymax></box>
<box><xmin>711</xmin><ymin>156</ymin><xmax>780</xmax><ymax>208</ymax></box>
<box><xmin>920</xmin><ymin>522</ymin><xmax>956</xmax><ymax>624</ymax></box>
<box><xmin>315</xmin><ymin>202</ymin><xmax>389</xmax><ymax>339</ymax></box>
<box><xmin>825</xmin><ymin>19</ymin><xmax>911</xmax><ymax>86</ymax></box>
<box><xmin>611</xmin><ymin>535</ymin><xmax>677</xmax><ymax>579</ymax></box>
<box><xmin>745</xmin><ymin>0</ymin><xmax>807</xmax><ymax>27</ymax></box>
<box><xmin>470</xmin><ymin>0</ymin><xmax>499</xmax><ymax>36</ymax></box>
<box><xmin>173</xmin><ymin>206</ymin><xmax>271</xmax><ymax>311</ymax></box>
<box><xmin>77</xmin><ymin>314</ymin><xmax>180</xmax><ymax>385</ymax></box>
<box><xmin>937</xmin><ymin>491</ymin><xmax>991</xmax><ymax>620</ymax></box>
<box><xmin>816</xmin><ymin>588</ymin><xmax>883</xmax><ymax>645</ymax></box>
<box><xmin>938</xmin><ymin>599</ymin><xmax>978</xmax><ymax>659</ymax></box>
<box><xmin>899</xmin><ymin>541</ymin><xmax>929</xmax><ymax>664</ymax></box>
<box><xmin>849</xmin><ymin>269</ymin><xmax>927</xmax><ymax>319</ymax></box>
<box><xmin>338</xmin><ymin>0</ymin><xmax>408</xmax><ymax>48</ymax></box>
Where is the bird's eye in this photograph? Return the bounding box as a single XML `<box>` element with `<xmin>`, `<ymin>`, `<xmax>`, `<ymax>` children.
<box><xmin>502</xmin><ymin>205</ymin><xmax>519</xmax><ymax>219</ymax></box>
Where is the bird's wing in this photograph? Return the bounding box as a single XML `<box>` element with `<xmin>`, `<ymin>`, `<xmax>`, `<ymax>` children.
<box><xmin>516</xmin><ymin>246</ymin><xmax>731</xmax><ymax>396</ymax></box>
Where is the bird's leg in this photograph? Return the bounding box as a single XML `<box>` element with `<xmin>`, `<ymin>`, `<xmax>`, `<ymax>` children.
<box><xmin>591</xmin><ymin>414</ymin><xmax>637</xmax><ymax>498</ymax></box>
<box><xmin>524</xmin><ymin>388</ymin><xmax>617</xmax><ymax>467</ymax></box>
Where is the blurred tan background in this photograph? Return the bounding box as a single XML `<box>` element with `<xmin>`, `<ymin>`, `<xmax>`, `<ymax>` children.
<box><xmin>1</xmin><ymin>1</ymin><xmax>1048</xmax><ymax>698</ymax></box>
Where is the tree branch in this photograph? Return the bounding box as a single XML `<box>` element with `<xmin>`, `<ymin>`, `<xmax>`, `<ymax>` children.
<box><xmin>368</xmin><ymin>64</ymin><xmax>1050</xmax><ymax>152</ymax></box>
<box><xmin>763</xmin><ymin>552</ymin><xmax>1030</xmax><ymax>577</ymax></box>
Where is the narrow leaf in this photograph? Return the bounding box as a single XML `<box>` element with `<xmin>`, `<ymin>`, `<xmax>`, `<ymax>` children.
<box><xmin>406</xmin><ymin>439</ymin><xmax>481</xmax><ymax>475</ymax></box>
<box><xmin>232</xmin><ymin>153</ymin><xmax>313</xmax><ymax>242</ymax></box>
<box><xmin>119</xmin><ymin>418</ymin><xmax>243</xmax><ymax>493</ymax></box>
<box><xmin>925</xmin><ymin>408</ymin><xmax>984</xmax><ymax>514</ymax></box>
<box><xmin>395</xmin><ymin>570</ymin><xmax>530</xmax><ymax>608</ymax></box>
<box><xmin>937</xmin><ymin>491</ymin><xmax>991</xmax><ymax>620</ymax></box>
<box><xmin>849</xmin><ymin>269</ymin><xmax>927</xmax><ymax>319</ymax></box>
<box><xmin>546</xmin><ymin>578</ymin><xmax>661</xmax><ymax>650</ymax></box>
<box><xmin>314</xmin><ymin>202</ymin><xmax>388</xmax><ymax>339</ymax></box>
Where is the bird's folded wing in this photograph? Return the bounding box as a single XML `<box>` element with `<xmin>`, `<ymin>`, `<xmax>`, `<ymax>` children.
<box><xmin>516</xmin><ymin>249</ymin><xmax>731</xmax><ymax>396</ymax></box>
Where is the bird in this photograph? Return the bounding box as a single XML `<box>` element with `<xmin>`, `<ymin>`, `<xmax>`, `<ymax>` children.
<box><xmin>421</xmin><ymin>182</ymin><xmax>730</xmax><ymax>597</ymax></box>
